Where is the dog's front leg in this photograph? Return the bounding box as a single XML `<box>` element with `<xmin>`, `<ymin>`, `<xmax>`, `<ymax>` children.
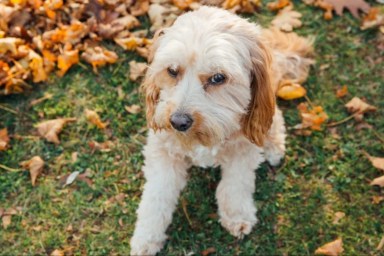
<box><xmin>216</xmin><ymin>141</ymin><xmax>264</xmax><ymax>238</ymax></box>
<box><xmin>130</xmin><ymin>136</ymin><xmax>189</xmax><ymax>255</ymax></box>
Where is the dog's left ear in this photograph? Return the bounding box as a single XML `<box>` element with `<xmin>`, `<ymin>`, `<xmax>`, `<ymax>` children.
<box><xmin>242</xmin><ymin>40</ymin><xmax>275</xmax><ymax>146</ymax></box>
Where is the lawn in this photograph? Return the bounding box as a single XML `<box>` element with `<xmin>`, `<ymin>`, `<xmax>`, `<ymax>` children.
<box><xmin>1</xmin><ymin>0</ymin><xmax>383</xmax><ymax>255</ymax></box>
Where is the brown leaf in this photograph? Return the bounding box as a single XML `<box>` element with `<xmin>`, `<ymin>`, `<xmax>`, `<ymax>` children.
<box><xmin>36</xmin><ymin>118</ymin><xmax>76</xmax><ymax>144</ymax></box>
<box><xmin>370</xmin><ymin>175</ymin><xmax>384</xmax><ymax>187</ymax></box>
<box><xmin>201</xmin><ymin>247</ymin><xmax>216</xmax><ymax>256</ymax></box>
<box><xmin>125</xmin><ymin>104</ymin><xmax>141</xmax><ymax>114</ymax></box>
<box><xmin>345</xmin><ymin>97</ymin><xmax>377</xmax><ymax>121</ymax></box>
<box><xmin>332</xmin><ymin>212</ymin><xmax>345</xmax><ymax>224</ymax></box>
<box><xmin>377</xmin><ymin>236</ymin><xmax>384</xmax><ymax>250</ymax></box>
<box><xmin>129</xmin><ymin>61</ymin><xmax>147</xmax><ymax>81</ymax></box>
<box><xmin>363</xmin><ymin>151</ymin><xmax>384</xmax><ymax>171</ymax></box>
<box><xmin>315</xmin><ymin>238</ymin><xmax>344</xmax><ymax>256</ymax></box>
<box><xmin>277</xmin><ymin>81</ymin><xmax>306</xmax><ymax>100</ymax></box>
<box><xmin>222</xmin><ymin>0</ymin><xmax>261</xmax><ymax>13</ymax></box>
<box><xmin>336</xmin><ymin>85</ymin><xmax>348</xmax><ymax>98</ymax></box>
<box><xmin>130</xmin><ymin>0</ymin><xmax>150</xmax><ymax>17</ymax></box>
<box><xmin>20</xmin><ymin>156</ymin><xmax>44</xmax><ymax>186</ymax></box>
<box><xmin>0</xmin><ymin>128</ymin><xmax>10</xmax><ymax>151</ymax></box>
<box><xmin>323</xmin><ymin>0</ymin><xmax>371</xmax><ymax>18</ymax></box>
<box><xmin>2</xmin><ymin>215</ymin><xmax>12</xmax><ymax>229</ymax></box>
<box><xmin>57</xmin><ymin>46</ymin><xmax>79</xmax><ymax>77</ymax></box>
<box><xmin>85</xmin><ymin>109</ymin><xmax>107</xmax><ymax>129</ymax></box>
<box><xmin>361</xmin><ymin>8</ymin><xmax>384</xmax><ymax>30</ymax></box>
<box><xmin>372</xmin><ymin>195</ymin><xmax>384</xmax><ymax>204</ymax></box>
<box><xmin>50</xmin><ymin>249</ymin><xmax>64</xmax><ymax>256</ymax></box>
<box><xmin>89</xmin><ymin>140</ymin><xmax>114</xmax><ymax>152</ymax></box>
<box><xmin>271</xmin><ymin>5</ymin><xmax>302</xmax><ymax>32</ymax></box>
<box><xmin>81</xmin><ymin>47</ymin><xmax>118</xmax><ymax>73</ymax></box>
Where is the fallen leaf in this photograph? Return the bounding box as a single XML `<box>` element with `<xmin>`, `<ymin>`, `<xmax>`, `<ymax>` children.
<box><xmin>147</xmin><ymin>4</ymin><xmax>180</xmax><ymax>32</ymax></box>
<box><xmin>345</xmin><ymin>97</ymin><xmax>377</xmax><ymax>121</ymax></box>
<box><xmin>50</xmin><ymin>249</ymin><xmax>64</xmax><ymax>256</ymax></box>
<box><xmin>129</xmin><ymin>61</ymin><xmax>147</xmax><ymax>81</ymax></box>
<box><xmin>363</xmin><ymin>151</ymin><xmax>384</xmax><ymax>171</ymax></box>
<box><xmin>332</xmin><ymin>212</ymin><xmax>345</xmax><ymax>224</ymax></box>
<box><xmin>2</xmin><ymin>215</ymin><xmax>12</xmax><ymax>229</ymax></box>
<box><xmin>81</xmin><ymin>47</ymin><xmax>118</xmax><ymax>73</ymax></box>
<box><xmin>267</xmin><ymin>0</ymin><xmax>291</xmax><ymax>11</ymax></box>
<box><xmin>277</xmin><ymin>81</ymin><xmax>306</xmax><ymax>100</ymax></box>
<box><xmin>115</xmin><ymin>36</ymin><xmax>152</xmax><ymax>51</ymax></box>
<box><xmin>0</xmin><ymin>128</ymin><xmax>10</xmax><ymax>151</ymax></box>
<box><xmin>295</xmin><ymin>103</ymin><xmax>328</xmax><ymax>131</ymax></box>
<box><xmin>20</xmin><ymin>156</ymin><xmax>44</xmax><ymax>186</ymax></box>
<box><xmin>57</xmin><ymin>47</ymin><xmax>79</xmax><ymax>77</ymax></box>
<box><xmin>370</xmin><ymin>175</ymin><xmax>384</xmax><ymax>187</ymax></box>
<box><xmin>125</xmin><ymin>104</ymin><xmax>141</xmax><ymax>114</ymax></box>
<box><xmin>271</xmin><ymin>5</ymin><xmax>302</xmax><ymax>32</ymax></box>
<box><xmin>361</xmin><ymin>7</ymin><xmax>384</xmax><ymax>30</ymax></box>
<box><xmin>36</xmin><ymin>118</ymin><xmax>76</xmax><ymax>144</ymax></box>
<box><xmin>201</xmin><ymin>247</ymin><xmax>216</xmax><ymax>256</ymax></box>
<box><xmin>336</xmin><ymin>85</ymin><xmax>348</xmax><ymax>98</ymax></box>
<box><xmin>85</xmin><ymin>109</ymin><xmax>107</xmax><ymax>129</ymax></box>
<box><xmin>222</xmin><ymin>0</ymin><xmax>261</xmax><ymax>13</ymax></box>
<box><xmin>322</xmin><ymin>0</ymin><xmax>371</xmax><ymax>18</ymax></box>
<box><xmin>89</xmin><ymin>140</ymin><xmax>114</xmax><ymax>152</ymax></box>
<box><xmin>0</xmin><ymin>37</ymin><xmax>24</xmax><ymax>54</ymax></box>
<box><xmin>315</xmin><ymin>238</ymin><xmax>344</xmax><ymax>256</ymax></box>
<box><xmin>377</xmin><ymin>236</ymin><xmax>384</xmax><ymax>250</ymax></box>
<box><xmin>372</xmin><ymin>195</ymin><xmax>384</xmax><ymax>204</ymax></box>
<box><xmin>64</xmin><ymin>171</ymin><xmax>80</xmax><ymax>186</ymax></box>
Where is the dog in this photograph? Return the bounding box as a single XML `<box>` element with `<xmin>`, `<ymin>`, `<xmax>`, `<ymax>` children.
<box><xmin>130</xmin><ymin>6</ymin><xmax>314</xmax><ymax>255</ymax></box>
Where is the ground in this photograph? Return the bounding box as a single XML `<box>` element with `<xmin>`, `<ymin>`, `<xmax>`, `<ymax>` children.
<box><xmin>1</xmin><ymin>0</ymin><xmax>383</xmax><ymax>255</ymax></box>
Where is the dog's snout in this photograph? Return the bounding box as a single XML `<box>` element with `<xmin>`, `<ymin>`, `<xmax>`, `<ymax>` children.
<box><xmin>170</xmin><ymin>113</ymin><xmax>193</xmax><ymax>132</ymax></box>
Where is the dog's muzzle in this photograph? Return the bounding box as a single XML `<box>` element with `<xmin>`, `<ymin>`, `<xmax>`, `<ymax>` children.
<box><xmin>170</xmin><ymin>112</ymin><xmax>193</xmax><ymax>132</ymax></box>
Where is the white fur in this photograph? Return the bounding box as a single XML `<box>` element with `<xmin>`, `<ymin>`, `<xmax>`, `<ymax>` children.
<box><xmin>130</xmin><ymin>6</ymin><xmax>312</xmax><ymax>255</ymax></box>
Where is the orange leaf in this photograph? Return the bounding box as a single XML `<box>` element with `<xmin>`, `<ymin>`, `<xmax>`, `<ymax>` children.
<box><xmin>172</xmin><ymin>0</ymin><xmax>195</xmax><ymax>10</ymax></box>
<box><xmin>315</xmin><ymin>238</ymin><xmax>344</xmax><ymax>256</ymax></box>
<box><xmin>267</xmin><ymin>0</ymin><xmax>291</xmax><ymax>11</ymax></box>
<box><xmin>20</xmin><ymin>156</ymin><xmax>45</xmax><ymax>186</ymax></box>
<box><xmin>36</xmin><ymin>118</ymin><xmax>76</xmax><ymax>144</ymax></box>
<box><xmin>277</xmin><ymin>81</ymin><xmax>306</xmax><ymax>100</ymax></box>
<box><xmin>57</xmin><ymin>48</ymin><xmax>79</xmax><ymax>77</ymax></box>
<box><xmin>81</xmin><ymin>47</ymin><xmax>118</xmax><ymax>73</ymax></box>
<box><xmin>336</xmin><ymin>85</ymin><xmax>348</xmax><ymax>98</ymax></box>
<box><xmin>85</xmin><ymin>109</ymin><xmax>107</xmax><ymax>129</ymax></box>
<box><xmin>296</xmin><ymin>103</ymin><xmax>328</xmax><ymax>131</ymax></box>
<box><xmin>0</xmin><ymin>128</ymin><xmax>10</xmax><ymax>151</ymax></box>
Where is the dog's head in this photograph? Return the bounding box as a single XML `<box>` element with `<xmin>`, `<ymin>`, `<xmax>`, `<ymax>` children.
<box><xmin>142</xmin><ymin>6</ymin><xmax>275</xmax><ymax>147</ymax></box>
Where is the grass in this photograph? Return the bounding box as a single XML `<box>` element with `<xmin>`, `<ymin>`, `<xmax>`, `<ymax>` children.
<box><xmin>1</xmin><ymin>0</ymin><xmax>384</xmax><ymax>255</ymax></box>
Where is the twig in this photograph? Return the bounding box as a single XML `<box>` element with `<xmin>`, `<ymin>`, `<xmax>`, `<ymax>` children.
<box><xmin>372</xmin><ymin>130</ymin><xmax>384</xmax><ymax>144</ymax></box>
<box><xmin>304</xmin><ymin>95</ymin><xmax>315</xmax><ymax>108</ymax></box>
<box><xmin>0</xmin><ymin>104</ymin><xmax>18</xmax><ymax>114</ymax></box>
<box><xmin>0</xmin><ymin>164</ymin><xmax>20</xmax><ymax>172</ymax></box>
<box><xmin>327</xmin><ymin>112</ymin><xmax>360</xmax><ymax>127</ymax></box>
<box><xmin>181</xmin><ymin>198</ymin><xmax>193</xmax><ymax>228</ymax></box>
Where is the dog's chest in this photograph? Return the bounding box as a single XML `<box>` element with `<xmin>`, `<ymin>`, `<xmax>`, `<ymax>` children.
<box><xmin>186</xmin><ymin>145</ymin><xmax>220</xmax><ymax>168</ymax></box>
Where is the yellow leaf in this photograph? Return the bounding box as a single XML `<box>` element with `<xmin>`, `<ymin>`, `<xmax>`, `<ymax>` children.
<box><xmin>85</xmin><ymin>109</ymin><xmax>107</xmax><ymax>129</ymax></box>
<box><xmin>57</xmin><ymin>48</ymin><xmax>79</xmax><ymax>77</ymax></box>
<box><xmin>10</xmin><ymin>0</ymin><xmax>26</xmax><ymax>4</ymax></box>
<box><xmin>315</xmin><ymin>238</ymin><xmax>344</xmax><ymax>256</ymax></box>
<box><xmin>81</xmin><ymin>47</ymin><xmax>118</xmax><ymax>73</ymax></box>
<box><xmin>277</xmin><ymin>82</ymin><xmax>306</xmax><ymax>100</ymax></box>
<box><xmin>370</xmin><ymin>175</ymin><xmax>384</xmax><ymax>187</ymax></box>
<box><xmin>36</xmin><ymin>118</ymin><xmax>76</xmax><ymax>144</ymax></box>
<box><xmin>0</xmin><ymin>128</ymin><xmax>10</xmax><ymax>151</ymax></box>
<box><xmin>20</xmin><ymin>156</ymin><xmax>44</xmax><ymax>186</ymax></box>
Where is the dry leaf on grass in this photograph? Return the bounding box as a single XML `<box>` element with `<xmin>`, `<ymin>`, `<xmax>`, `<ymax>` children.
<box><xmin>89</xmin><ymin>140</ymin><xmax>114</xmax><ymax>152</ymax></box>
<box><xmin>271</xmin><ymin>5</ymin><xmax>302</xmax><ymax>32</ymax></box>
<box><xmin>332</xmin><ymin>212</ymin><xmax>345</xmax><ymax>224</ymax></box>
<box><xmin>2</xmin><ymin>215</ymin><xmax>12</xmax><ymax>229</ymax></box>
<box><xmin>336</xmin><ymin>85</ymin><xmax>348</xmax><ymax>98</ymax></box>
<box><xmin>267</xmin><ymin>0</ymin><xmax>291</xmax><ymax>11</ymax></box>
<box><xmin>277</xmin><ymin>81</ymin><xmax>306</xmax><ymax>100</ymax></box>
<box><xmin>57</xmin><ymin>47</ymin><xmax>79</xmax><ymax>77</ymax></box>
<box><xmin>0</xmin><ymin>128</ymin><xmax>10</xmax><ymax>151</ymax></box>
<box><xmin>363</xmin><ymin>151</ymin><xmax>384</xmax><ymax>171</ymax></box>
<box><xmin>125</xmin><ymin>104</ymin><xmax>141</xmax><ymax>114</ymax></box>
<box><xmin>370</xmin><ymin>175</ymin><xmax>384</xmax><ymax>187</ymax></box>
<box><xmin>345</xmin><ymin>97</ymin><xmax>377</xmax><ymax>121</ymax></box>
<box><xmin>295</xmin><ymin>102</ymin><xmax>328</xmax><ymax>131</ymax></box>
<box><xmin>36</xmin><ymin>118</ymin><xmax>76</xmax><ymax>144</ymax></box>
<box><xmin>372</xmin><ymin>195</ymin><xmax>384</xmax><ymax>204</ymax></box>
<box><xmin>20</xmin><ymin>156</ymin><xmax>44</xmax><ymax>186</ymax></box>
<box><xmin>221</xmin><ymin>0</ymin><xmax>261</xmax><ymax>13</ymax></box>
<box><xmin>322</xmin><ymin>0</ymin><xmax>371</xmax><ymax>18</ymax></box>
<box><xmin>377</xmin><ymin>236</ymin><xmax>384</xmax><ymax>250</ymax></box>
<box><xmin>315</xmin><ymin>238</ymin><xmax>344</xmax><ymax>256</ymax></box>
<box><xmin>85</xmin><ymin>109</ymin><xmax>107</xmax><ymax>129</ymax></box>
<box><xmin>201</xmin><ymin>247</ymin><xmax>216</xmax><ymax>256</ymax></box>
<box><xmin>50</xmin><ymin>249</ymin><xmax>64</xmax><ymax>256</ymax></box>
<box><xmin>361</xmin><ymin>8</ymin><xmax>384</xmax><ymax>30</ymax></box>
<box><xmin>129</xmin><ymin>61</ymin><xmax>147</xmax><ymax>81</ymax></box>
<box><xmin>81</xmin><ymin>47</ymin><xmax>118</xmax><ymax>73</ymax></box>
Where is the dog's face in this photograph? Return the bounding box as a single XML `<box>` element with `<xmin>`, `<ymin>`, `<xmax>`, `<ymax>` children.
<box><xmin>143</xmin><ymin>7</ymin><xmax>275</xmax><ymax>147</ymax></box>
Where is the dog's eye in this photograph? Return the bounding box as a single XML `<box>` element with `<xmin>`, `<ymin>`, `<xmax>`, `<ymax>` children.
<box><xmin>167</xmin><ymin>66</ymin><xmax>179</xmax><ymax>77</ymax></box>
<box><xmin>208</xmin><ymin>73</ymin><xmax>226</xmax><ymax>85</ymax></box>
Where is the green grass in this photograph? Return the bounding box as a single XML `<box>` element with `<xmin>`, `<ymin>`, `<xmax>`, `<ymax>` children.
<box><xmin>1</xmin><ymin>0</ymin><xmax>384</xmax><ymax>255</ymax></box>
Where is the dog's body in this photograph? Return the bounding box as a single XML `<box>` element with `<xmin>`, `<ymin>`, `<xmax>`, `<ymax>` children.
<box><xmin>130</xmin><ymin>6</ymin><xmax>313</xmax><ymax>255</ymax></box>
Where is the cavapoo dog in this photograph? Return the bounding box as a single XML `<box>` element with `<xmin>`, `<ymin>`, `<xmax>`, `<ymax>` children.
<box><xmin>130</xmin><ymin>6</ymin><xmax>314</xmax><ymax>255</ymax></box>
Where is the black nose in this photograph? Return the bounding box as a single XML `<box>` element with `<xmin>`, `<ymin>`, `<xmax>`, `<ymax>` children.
<box><xmin>170</xmin><ymin>113</ymin><xmax>193</xmax><ymax>132</ymax></box>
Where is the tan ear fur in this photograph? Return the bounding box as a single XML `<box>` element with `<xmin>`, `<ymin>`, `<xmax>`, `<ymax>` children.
<box><xmin>242</xmin><ymin>41</ymin><xmax>275</xmax><ymax>146</ymax></box>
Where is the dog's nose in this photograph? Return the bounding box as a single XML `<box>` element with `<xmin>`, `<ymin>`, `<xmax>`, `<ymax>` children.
<box><xmin>170</xmin><ymin>113</ymin><xmax>193</xmax><ymax>132</ymax></box>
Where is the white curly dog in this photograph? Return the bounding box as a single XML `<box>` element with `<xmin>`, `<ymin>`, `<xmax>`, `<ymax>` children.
<box><xmin>130</xmin><ymin>6</ymin><xmax>313</xmax><ymax>255</ymax></box>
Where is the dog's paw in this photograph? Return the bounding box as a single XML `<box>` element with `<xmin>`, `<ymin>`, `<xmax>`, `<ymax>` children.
<box><xmin>130</xmin><ymin>236</ymin><xmax>165</xmax><ymax>256</ymax></box>
<box><xmin>219</xmin><ymin>214</ymin><xmax>258</xmax><ymax>238</ymax></box>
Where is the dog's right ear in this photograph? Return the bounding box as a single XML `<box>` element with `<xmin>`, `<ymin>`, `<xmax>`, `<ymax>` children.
<box><xmin>148</xmin><ymin>29</ymin><xmax>165</xmax><ymax>63</ymax></box>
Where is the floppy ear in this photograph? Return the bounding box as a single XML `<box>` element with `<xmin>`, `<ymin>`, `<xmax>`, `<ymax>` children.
<box><xmin>242</xmin><ymin>40</ymin><xmax>275</xmax><ymax>146</ymax></box>
<box><xmin>147</xmin><ymin>29</ymin><xmax>164</xmax><ymax>63</ymax></box>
